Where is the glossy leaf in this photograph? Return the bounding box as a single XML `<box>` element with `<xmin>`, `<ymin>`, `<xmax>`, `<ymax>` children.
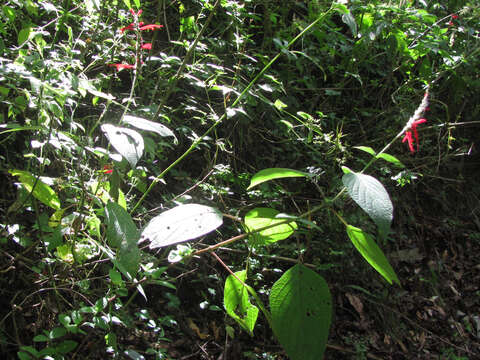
<box><xmin>122</xmin><ymin>115</ymin><xmax>177</xmax><ymax>144</ymax></box>
<box><xmin>244</xmin><ymin>208</ymin><xmax>297</xmax><ymax>246</ymax></box>
<box><xmin>248</xmin><ymin>168</ymin><xmax>308</xmax><ymax>190</ymax></box>
<box><xmin>342</xmin><ymin>171</ymin><xmax>393</xmax><ymax>238</ymax></box>
<box><xmin>224</xmin><ymin>270</ymin><xmax>259</xmax><ymax>336</ymax></box>
<box><xmin>140</xmin><ymin>204</ymin><xmax>223</xmax><ymax>248</ymax></box>
<box><xmin>9</xmin><ymin>169</ymin><xmax>61</xmax><ymax>210</ymax></box>
<box><xmin>270</xmin><ymin>264</ymin><xmax>332</xmax><ymax>360</ymax></box>
<box><xmin>101</xmin><ymin>124</ymin><xmax>144</xmax><ymax>168</ymax></box>
<box><xmin>346</xmin><ymin>225</ymin><xmax>400</xmax><ymax>285</ymax></box>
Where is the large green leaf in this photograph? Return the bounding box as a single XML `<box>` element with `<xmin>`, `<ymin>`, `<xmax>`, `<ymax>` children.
<box><xmin>9</xmin><ymin>170</ymin><xmax>61</xmax><ymax>210</ymax></box>
<box><xmin>140</xmin><ymin>204</ymin><xmax>223</xmax><ymax>248</ymax></box>
<box><xmin>122</xmin><ymin>115</ymin><xmax>177</xmax><ymax>144</ymax></box>
<box><xmin>105</xmin><ymin>202</ymin><xmax>140</xmax><ymax>278</ymax></box>
<box><xmin>247</xmin><ymin>168</ymin><xmax>308</xmax><ymax>190</ymax></box>
<box><xmin>270</xmin><ymin>264</ymin><xmax>332</xmax><ymax>360</ymax></box>
<box><xmin>346</xmin><ymin>225</ymin><xmax>400</xmax><ymax>285</ymax></box>
<box><xmin>244</xmin><ymin>208</ymin><xmax>297</xmax><ymax>246</ymax></box>
<box><xmin>101</xmin><ymin>124</ymin><xmax>144</xmax><ymax>168</ymax></box>
<box><xmin>342</xmin><ymin>171</ymin><xmax>393</xmax><ymax>238</ymax></box>
<box><xmin>223</xmin><ymin>270</ymin><xmax>259</xmax><ymax>336</ymax></box>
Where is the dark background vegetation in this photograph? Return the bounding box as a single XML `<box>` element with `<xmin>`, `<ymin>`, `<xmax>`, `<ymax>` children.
<box><xmin>1</xmin><ymin>0</ymin><xmax>479</xmax><ymax>359</ymax></box>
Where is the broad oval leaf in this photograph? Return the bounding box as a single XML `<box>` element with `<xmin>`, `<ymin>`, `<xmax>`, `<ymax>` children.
<box><xmin>270</xmin><ymin>264</ymin><xmax>332</xmax><ymax>360</ymax></box>
<box><xmin>342</xmin><ymin>171</ymin><xmax>393</xmax><ymax>238</ymax></box>
<box><xmin>140</xmin><ymin>204</ymin><xmax>223</xmax><ymax>248</ymax></box>
<box><xmin>223</xmin><ymin>270</ymin><xmax>259</xmax><ymax>336</ymax></box>
<box><xmin>101</xmin><ymin>124</ymin><xmax>144</xmax><ymax>168</ymax></box>
<box><xmin>9</xmin><ymin>169</ymin><xmax>61</xmax><ymax>210</ymax></box>
<box><xmin>122</xmin><ymin>115</ymin><xmax>178</xmax><ymax>144</ymax></box>
<box><xmin>105</xmin><ymin>202</ymin><xmax>140</xmax><ymax>278</ymax></box>
<box><xmin>244</xmin><ymin>208</ymin><xmax>297</xmax><ymax>246</ymax></box>
<box><xmin>346</xmin><ymin>225</ymin><xmax>400</xmax><ymax>285</ymax></box>
<box><xmin>247</xmin><ymin>168</ymin><xmax>308</xmax><ymax>190</ymax></box>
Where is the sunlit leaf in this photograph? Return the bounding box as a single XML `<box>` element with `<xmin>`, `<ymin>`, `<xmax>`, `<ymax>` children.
<box><xmin>140</xmin><ymin>204</ymin><xmax>223</xmax><ymax>248</ymax></box>
<box><xmin>244</xmin><ymin>208</ymin><xmax>297</xmax><ymax>245</ymax></box>
<box><xmin>224</xmin><ymin>270</ymin><xmax>259</xmax><ymax>336</ymax></box>
<box><xmin>101</xmin><ymin>124</ymin><xmax>144</xmax><ymax>168</ymax></box>
<box><xmin>346</xmin><ymin>225</ymin><xmax>400</xmax><ymax>285</ymax></box>
<box><xmin>9</xmin><ymin>169</ymin><xmax>61</xmax><ymax>210</ymax></box>
<box><xmin>247</xmin><ymin>168</ymin><xmax>308</xmax><ymax>190</ymax></box>
<box><xmin>342</xmin><ymin>171</ymin><xmax>393</xmax><ymax>238</ymax></box>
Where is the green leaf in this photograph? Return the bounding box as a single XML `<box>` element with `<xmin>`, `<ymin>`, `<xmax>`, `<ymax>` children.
<box><xmin>269</xmin><ymin>264</ymin><xmax>332</xmax><ymax>360</ymax></box>
<box><xmin>376</xmin><ymin>153</ymin><xmax>405</xmax><ymax>168</ymax></box>
<box><xmin>101</xmin><ymin>124</ymin><xmax>144</xmax><ymax>168</ymax></box>
<box><xmin>56</xmin><ymin>340</ymin><xmax>78</xmax><ymax>354</ymax></box>
<box><xmin>353</xmin><ymin>146</ymin><xmax>376</xmax><ymax>156</ymax></box>
<box><xmin>17</xmin><ymin>352</ymin><xmax>33</xmax><ymax>360</ymax></box>
<box><xmin>122</xmin><ymin>115</ymin><xmax>177</xmax><ymax>144</ymax></box>
<box><xmin>105</xmin><ymin>202</ymin><xmax>140</xmax><ymax>278</ymax></box>
<box><xmin>342</xmin><ymin>171</ymin><xmax>393</xmax><ymax>238</ymax></box>
<box><xmin>33</xmin><ymin>334</ymin><xmax>49</xmax><ymax>342</ymax></box>
<box><xmin>122</xmin><ymin>0</ymin><xmax>132</xmax><ymax>9</ymax></box>
<box><xmin>18</xmin><ymin>27</ymin><xmax>31</xmax><ymax>46</ymax></box>
<box><xmin>247</xmin><ymin>168</ymin><xmax>308</xmax><ymax>190</ymax></box>
<box><xmin>141</xmin><ymin>204</ymin><xmax>223</xmax><ymax>248</ymax></box>
<box><xmin>9</xmin><ymin>170</ymin><xmax>61</xmax><ymax>210</ymax></box>
<box><xmin>273</xmin><ymin>99</ymin><xmax>288</xmax><ymax>110</ymax></box>
<box><xmin>133</xmin><ymin>0</ymin><xmax>141</xmax><ymax>9</ymax></box>
<box><xmin>49</xmin><ymin>327</ymin><xmax>67</xmax><ymax>339</ymax></box>
<box><xmin>109</xmin><ymin>268</ymin><xmax>124</xmax><ymax>286</ymax></box>
<box><xmin>346</xmin><ymin>225</ymin><xmax>400</xmax><ymax>285</ymax></box>
<box><xmin>224</xmin><ymin>270</ymin><xmax>259</xmax><ymax>336</ymax></box>
<box><xmin>244</xmin><ymin>208</ymin><xmax>297</xmax><ymax>246</ymax></box>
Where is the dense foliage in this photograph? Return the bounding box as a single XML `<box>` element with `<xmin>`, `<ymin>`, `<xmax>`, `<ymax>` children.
<box><xmin>1</xmin><ymin>0</ymin><xmax>479</xmax><ymax>359</ymax></box>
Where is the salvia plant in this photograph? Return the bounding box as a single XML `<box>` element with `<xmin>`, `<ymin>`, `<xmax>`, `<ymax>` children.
<box><xmin>3</xmin><ymin>0</ymin><xmax>477</xmax><ymax>359</ymax></box>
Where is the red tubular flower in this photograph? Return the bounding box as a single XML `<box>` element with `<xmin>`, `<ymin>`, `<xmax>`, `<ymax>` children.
<box><xmin>452</xmin><ymin>14</ymin><xmax>459</xmax><ymax>19</ymax></box>
<box><xmin>141</xmin><ymin>43</ymin><xmax>152</xmax><ymax>50</ymax></box>
<box><xmin>139</xmin><ymin>24</ymin><xmax>163</xmax><ymax>31</ymax></box>
<box><xmin>402</xmin><ymin>118</ymin><xmax>427</xmax><ymax>153</ymax></box>
<box><xmin>120</xmin><ymin>23</ymin><xmax>135</xmax><ymax>33</ymax></box>
<box><xmin>103</xmin><ymin>165</ymin><xmax>114</xmax><ymax>174</ymax></box>
<box><xmin>109</xmin><ymin>63</ymin><xmax>135</xmax><ymax>71</ymax></box>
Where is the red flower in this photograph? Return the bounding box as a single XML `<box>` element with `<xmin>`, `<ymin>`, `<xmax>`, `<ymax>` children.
<box><xmin>448</xmin><ymin>20</ymin><xmax>454</xmax><ymax>26</ymax></box>
<box><xmin>129</xmin><ymin>9</ymin><xmax>143</xmax><ymax>17</ymax></box>
<box><xmin>402</xmin><ymin>118</ymin><xmax>427</xmax><ymax>153</ymax></box>
<box><xmin>103</xmin><ymin>165</ymin><xmax>114</xmax><ymax>174</ymax></box>
<box><xmin>451</xmin><ymin>14</ymin><xmax>459</xmax><ymax>19</ymax></box>
<box><xmin>141</xmin><ymin>43</ymin><xmax>152</xmax><ymax>50</ymax></box>
<box><xmin>139</xmin><ymin>24</ymin><xmax>163</xmax><ymax>31</ymax></box>
<box><xmin>121</xmin><ymin>23</ymin><xmax>135</xmax><ymax>33</ymax></box>
<box><xmin>121</xmin><ymin>21</ymin><xmax>145</xmax><ymax>33</ymax></box>
<box><xmin>109</xmin><ymin>63</ymin><xmax>135</xmax><ymax>71</ymax></box>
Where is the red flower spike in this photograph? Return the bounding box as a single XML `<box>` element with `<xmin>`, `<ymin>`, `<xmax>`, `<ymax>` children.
<box><xmin>403</xmin><ymin>118</ymin><xmax>427</xmax><ymax>153</ymax></box>
<box><xmin>141</xmin><ymin>43</ymin><xmax>152</xmax><ymax>50</ymax></box>
<box><xmin>109</xmin><ymin>63</ymin><xmax>135</xmax><ymax>71</ymax></box>
<box><xmin>452</xmin><ymin>14</ymin><xmax>459</xmax><ymax>19</ymax></box>
<box><xmin>139</xmin><ymin>24</ymin><xmax>163</xmax><ymax>31</ymax></box>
